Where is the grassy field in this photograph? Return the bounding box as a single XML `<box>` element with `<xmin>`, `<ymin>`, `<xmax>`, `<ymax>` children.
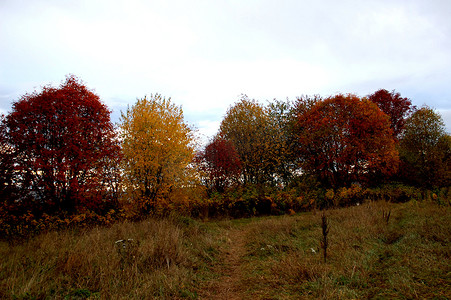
<box><xmin>1</xmin><ymin>200</ymin><xmax>450</xmax><ymax>299</ymax></box>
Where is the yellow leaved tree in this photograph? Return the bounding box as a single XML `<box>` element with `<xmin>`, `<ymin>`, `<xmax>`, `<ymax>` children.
<box><xmin>119</xmin><ymin>94</ymin><xmax>197</xmax><ymax>215</ymax></box>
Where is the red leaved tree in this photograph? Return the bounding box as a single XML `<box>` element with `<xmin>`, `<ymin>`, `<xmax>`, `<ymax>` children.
<box><xmin>195</xmin><ymin>136</ymin><xmax>242</xmax><ymax>194</ymax></box>
<box><xmin>367</xmin><ymin>89</ymin><xmax>414</xmax><ymax>139</ymax></box>
<box><xmin>295</xmin><ymin>94</ymin><xmax>399</xmax><ymax>187</ymax></box>
<box><xmin>1</xmin><ymin>75</ymin><xmax>121</xmax><ymax>213</ymax></box>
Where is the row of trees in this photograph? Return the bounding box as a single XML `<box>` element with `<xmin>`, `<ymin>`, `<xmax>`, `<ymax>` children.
<box><xmin>1</xmin><ymin>75</ymin><xmax>450</xmax><ymax>225</ymax></box>
<box><xmin>197</xmin><ymin>91</ymin><xmax>450</xmax><ymax>194</ymax></box>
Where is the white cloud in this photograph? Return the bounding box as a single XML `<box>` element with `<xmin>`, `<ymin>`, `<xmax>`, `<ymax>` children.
<box><xmin>1</xmin><ymin>0</ymin><xmax>450</xmax><ymax>138</ymax></box>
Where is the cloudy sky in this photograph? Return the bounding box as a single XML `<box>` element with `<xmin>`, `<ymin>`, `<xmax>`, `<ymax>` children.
<box><xmin>1</xmin><ymin>0</ymin><xmax>450</xmax><ymax>140</ymax></box>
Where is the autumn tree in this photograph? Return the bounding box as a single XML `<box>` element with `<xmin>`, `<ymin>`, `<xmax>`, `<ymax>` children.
<box><xmin>119</xmin><ymin>94</ymin><xmax>196</xmax><ymax>213</ymax></box>
<box><xmin>295</xmin><ymin>94</ymin><xmax>399</xmax><ymax>187</ymax></box>
<box><xmin>265</xmin><ymin>99</ymin><xmax>299</xmax><ymax>185</ymax></box>
<box><xmin>219</xmin><ymin>95</ymin><xmax>272</xmax><ymax>185</ymax></box>
<box><xmin>194</xmin><ymin>136</ymin><xmax>242</xmax><ymax>194</ymax></box>
<box><xmin>399</xmin><ymin>106</ymin><xmax>451</xmax><ymax>188</ymax></box>
<box><xmin>1</xmin><ymin>75</ymin><xmax>121</xmax><ymax>212</ymax></box>
<box><xmin>367</xmin><ymin>89</ymin><xmax>414</xmax><ymax>139</ymax></box>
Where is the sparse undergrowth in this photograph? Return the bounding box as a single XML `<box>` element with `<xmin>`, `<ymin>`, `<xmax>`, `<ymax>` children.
<box><xmin>1</xmin><ymin>200</ymin><xmax>450</xmax><ymax>299</ymax></box>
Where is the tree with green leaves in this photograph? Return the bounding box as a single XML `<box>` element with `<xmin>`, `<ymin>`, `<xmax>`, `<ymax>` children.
<box><xmin>399</xmin><ymin>106</ymin><xmax>451</xmax><ymax>188</ymax></box>
<box><xmin>219</xmin><ymin>95</ymin><xmax>272</xmax><ymax>185</ymax></box>
<box><xmin>265</xmin><ymin>99</ymin><xmax>298</xmax><ymax>186</ymax></box>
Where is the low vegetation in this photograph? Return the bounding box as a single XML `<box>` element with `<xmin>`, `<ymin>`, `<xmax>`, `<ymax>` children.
<box><xmin>237</xmin><ymin>200</ymin><xmax>450</xmax><ymax>299</ymax></box>
<box><xmin>0</xmin><ymin>215</ymin><xmax>220</xmax><ymax>299</ymax></box>
<box><xmin>1</xmin><ymin>200</ymin><xmax>449</xmax><ymax>299</ymax></box>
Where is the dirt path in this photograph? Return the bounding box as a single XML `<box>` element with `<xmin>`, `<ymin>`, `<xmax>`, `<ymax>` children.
<box><xmin>200</xmin><ymin>226</ymin><xmax>249</xmax><ymax>299</ymax></box>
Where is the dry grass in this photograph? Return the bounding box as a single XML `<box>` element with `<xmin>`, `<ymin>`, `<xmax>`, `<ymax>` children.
<box><xmin>240</xmin><ymin>201</ymin><xmax>451</xmax><ymax>299</ymax></box>
<box><xmin>1</xmin><ymin>200</ymin><xmax>450</xmax><ymax>299</ymax></box>
<box><xmin>0</xmin><ymin>215</ymin><xmax>219</xmax><ymax>299</ymax></box>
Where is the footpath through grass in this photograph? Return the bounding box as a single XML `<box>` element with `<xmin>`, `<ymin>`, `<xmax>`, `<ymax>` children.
<box><xmin>1</xmin><ymin>200</ymin><xmax>450</xmax><ymax>299</ymax></box>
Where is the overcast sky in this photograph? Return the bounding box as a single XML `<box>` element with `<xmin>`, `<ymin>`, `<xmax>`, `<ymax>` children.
<box><xmin>1</xmin><ymin>0</ymin><xmax>450</xmax><ymax>140</ymax></box>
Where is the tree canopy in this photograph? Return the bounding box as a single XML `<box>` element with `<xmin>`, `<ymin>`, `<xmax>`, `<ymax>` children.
<box><xmin>294</xmin><ymin>94</ymin><xmax>399</xmax><ymax>187</ymax></box>
<box><xmin>194</xmin><ymin>135</ymin><xmax>242</xmax><ymax>194</ymax></box>
<box><xmin>0</xmin><ymin>75</ymin><xmax>120</xmax><ymax>212</ymax></box>
<box><xmin>265</xmin><ymin>99</ymin><xmax>299</xmax><ymax>186</ymax></box>
<box><xmin>367</xmin><ymin>89</ymin><xmax>414</xmax><ymax>139</ymax></box>
<box><xmin>119</xmin><ymin>94</ymin><xmax>196</xmax><ymax>213</ymax></box>
<box><xmin>219</xmin><ymin>95</ymin><xmax>272</xmax><ymax>185</ymax></box>
<box><xmin>399</xmin><ymin>106</ymin><xmax>451</xmax><ymax>188</ymax></box>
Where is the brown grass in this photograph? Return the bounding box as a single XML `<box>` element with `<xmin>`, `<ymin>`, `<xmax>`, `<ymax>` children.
<box><xmin>0</xmin><ymin>215</ymin><xmax>218</xmax><ymax>299</ymax></box>
<box><xmin>240</xmin><ymin>201</ymin><xmax>451</xmax><ymax>299</ymax></box>
<box><xmin>1</xmin><ymin>200</ymin><xmax>450</xmax><ymax>299</ymax></box>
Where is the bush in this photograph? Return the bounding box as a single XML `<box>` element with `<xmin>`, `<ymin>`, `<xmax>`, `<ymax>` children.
<box><xmin>325</xmin><ymin>184</ymin><xmax>363</xmax><ymax>207</ymax></box>
<box><xmin>365</xmin><ymin>184</ymin><xmax>421</xmax><ymax>203</ymax></box>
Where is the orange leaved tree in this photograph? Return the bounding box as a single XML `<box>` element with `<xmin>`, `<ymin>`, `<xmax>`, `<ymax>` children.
<box><xmin>295</xmin><ymin>94</ymin><xmax>399</xmax><ymax>187</ymax></box>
